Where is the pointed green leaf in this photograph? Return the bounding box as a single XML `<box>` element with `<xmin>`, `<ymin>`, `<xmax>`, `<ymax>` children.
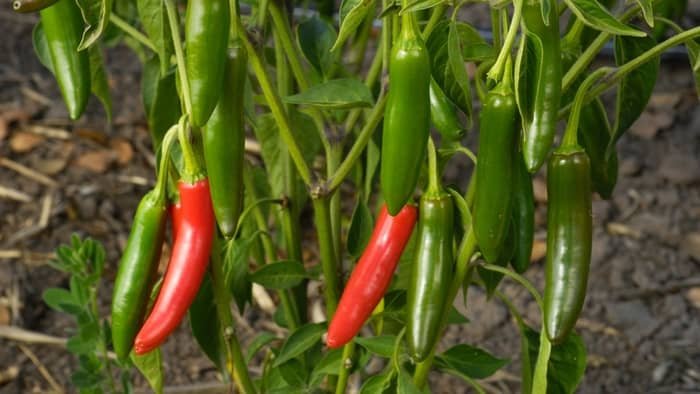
<box><xmin>245</xmin><ymin>332</ymin><xmax>279</xmax><ymax>363</ymax></box>
<box><xmin>273</xmin><ymin>323</ymin><xmax>325</xmax><ymax>367</ymax></box>
<box><xmin>189</xmin><ymin>273</ymin><xmax>225</xmax><ymax>371</ymax></box>
<box><xmin>88</xmin><ymin>46</ymin><xmax>113</xmax><ymax>120</ymax></box>
<box><xmin>297</xmin><ymin>17</ymin><xmax>337</xmax><ymax>77</ymax></box>
<box><xmin>435</xmin><ymin>344</ymin><xmax>509</xmax><ymax>379</ymax></box>
<box><xmin>355</xmin><ymin>335</ymin><xmax>396</xmax><ymax>358</ymax></box>
<box><xmin>333</xmin><ymin>0</ymin><xmax>375</xmax><ymax>51</ymax></box>
<box><xmin>635</xmin><ymin>0</ymin><xmax>654</xmax><ymax>27</ymax></box>
<box><xmin>76</xmin><ymin>0</ymin><xmax>114</xmax><ymax>50</ymax></box>
<box><xmin>285</xmin><ymin>78</ymin><xmax>374</xmax><ymax>109</ymax></box>
<box><xmin>309</xmin><ymin>348</ymin><xmax>344</xmax><ymax>386</ymax></box>
<box><xmin>223</xmin><ymin>235</ymin><xmax>256</xmax><ymax>311</ymax></box>
<box><xmin>132</xmin><ymin>348</ymin><xmax>164</xmax><ymax>394</ymax></box>
<box><xmin>360</xmin><ymin>369</ymin><xmax>395</xmax><ymax>393</ymax></box>
<box><xmin>137</xmin><ymin>0</ymin><xmax>173</xmax><ymax>69</ymax></box>
<box><xmin>249</xmin><ymin>260</ymin><xmax>308</xmax><ymax>290</ymax></box>
<box><xmin>563</xmin><ymin>0</ymin><xmax>646</xmax><ymax>37</ymax></box>
<box><xmin>346</xmin><ymin>199</ymin><xmax>374</xmax><ymax>258</ymax></box>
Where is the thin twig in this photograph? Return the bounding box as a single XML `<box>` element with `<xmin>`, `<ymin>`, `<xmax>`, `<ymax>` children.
<box><xmin>18</xmin><ymin>344</ymin><xmax>65</xmax><ymax>394</ymax></box>
<box><xmin>0</xmin><ymin>158</ymin><xmax>57</xmax><ymax>187</ymax></box>
<box><xmin>27</xmin><ymin>125</ymin><xmax>71</xmax><ymax>140</ymax></box>
<box><xmin>0</xmin><ymin>185</ymin><xmax>31</xmax><ymax>202</ymax></box>
<box><xmin>0</xmin><ymin>366</ymin><xmax>19</xmax><ymax>385</ymax></box>
<box><xmin>0</xmin><ymin>326</ymin><xmax>67</xmax><ymax>346</ymax></box>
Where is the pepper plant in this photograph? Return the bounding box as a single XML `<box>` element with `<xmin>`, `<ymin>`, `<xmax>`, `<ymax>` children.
<box><xmin>22</xmin><ymin>0</ymin><xmax>699</xmax><ymax>392</ymax></box>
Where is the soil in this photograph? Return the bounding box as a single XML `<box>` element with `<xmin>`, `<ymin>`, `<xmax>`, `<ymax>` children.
<box><xmin>1</xmin><ymin>2</ymin><xmax>699</xmax><ymax>393</ymax></box>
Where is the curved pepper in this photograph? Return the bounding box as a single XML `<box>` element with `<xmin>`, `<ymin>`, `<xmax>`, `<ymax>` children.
<box><xmin>544</xmin><ymin>149</ymin><xmax>592</xmax><ymax>344</ymax></box>
<box><xmin>381</xmin><ymin>13</ymin><xmax>431</xmax><ymax>215</ymax></box>
<box><xmin>134</xmin><ymin>178</ymin><xmax>215</xmax><ymax>354</ymax></box>
<box><xmin>39</xmin><ymin>0</ymin><xmax>90</xmax><ymax>120</ymax></box>
<box><xmin>185</xmin><ymin>0</ymin><xmax>230</xmax><ymax>127</ymax></box>
<box><xmin>473</xmin><ymin>72</ymin><xmax>517</xmax><ymax>263</ymax></box>
<box><xmin>203</xmin><ymin>44</ymin><xmax>247</xmax><ymax>238</ymax></box>
<box><xmin>327</xmin><ymin>204</ymin><xmax>417</xmax><ymax>348</ymax></box>
<box><xmin>520</xmin><ymin>0</ymin><xmax>562</xmax><ymax>172</ymax></box>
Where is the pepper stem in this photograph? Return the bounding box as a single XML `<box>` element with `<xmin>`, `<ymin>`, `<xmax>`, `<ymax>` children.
<box><xmin>560</xmin><ymin>68</ymin><xmax>609</xmax><ymax>152</ymax></box>
<box><xmin>427</xmin><ymin>137</ymin><xmax>440</xmax><ymax>195</ymax></box>
<box><xmin>177</xmin><ymin>115</ymin><xmax>203</xmax><ymax>182</ymax></box>
<box><xmin>486</xmin><ymin>0</ymin><xmax>523</xmax><ymax>83</ymax></box>
<box><xmin>152</xmin><ymin>125</ymin><xmax>179</xmax><ymax>202</ymax></box>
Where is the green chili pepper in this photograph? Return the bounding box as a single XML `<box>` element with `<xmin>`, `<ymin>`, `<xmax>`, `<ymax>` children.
<box><xmin>407</xmin><ymin>139</ymin><xmax>454</xmax><ymax>362</ymax></box>
<box><xmin>520</xmin><ymin>0</ymin><xmax>562</xmax><ymax>173</ymax></box>
<box><xmin>39</xmin><ymin>0</ymin><xmax>90</xmax><ymax>120</ymax></box>
<box><xmin>111</xmin><ymin>127</ymin><xmax>177</xmax><ymax>360</ymax></box>
<box><xmin>510</xmin><ymin>155</ymin><xmax>535</xmax><ymax>274</ymax></box>
<box><xmin>473</xmin><ymin>63</ymin><xmax>517</xmax><ymax>263</ymax></box>
<box><xmin>430</xmin><ymin>78</ymin><xmax>464</xmax><ymax>146</ymax></box>
<box><xmin>185</xmin><ymin>0</ymin><xmax>230</xmax><ymax>127</ymax></box>
<box><xmin>204</xmin><ymin>45</ymin><xmax>247</xmax><ymax>238</ymax></box>
<box><xmin>544</xmin><ymin>148</ymin><xmax>592</xmax><ymax>344</ymax></box>
<box><xmin>381</xmin><ymin>13</ymin><xmax>431</xmax><ymax>215</ymax></box>
<box><xmin>13</xmin><ymin>0</ymin><xmax>58</xmax><ymax>13</ymax></box>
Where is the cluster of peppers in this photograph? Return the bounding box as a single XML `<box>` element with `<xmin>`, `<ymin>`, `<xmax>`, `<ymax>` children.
<box><xmin>328</xmin><ymin>0</ymin><xmax>592</xmax><ymax>355</ymax></box>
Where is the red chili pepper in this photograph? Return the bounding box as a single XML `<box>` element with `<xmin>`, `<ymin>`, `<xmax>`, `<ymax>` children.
<box><xmin>134</xmin><ymin>179</ymin><xmax>215</xmax><ymax>354</ymax></box>
<box><xmin>326</xmin><ymin>204</ymin><xmax>417</xmax><ymax>348</ymax></box>
<box><xmin>168</xmin><ymin>202</ymin><xmax>183</xmax><ymax>241</ymax></box>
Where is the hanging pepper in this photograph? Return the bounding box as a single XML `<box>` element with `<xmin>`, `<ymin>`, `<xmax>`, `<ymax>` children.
<box><xmin>473</xmin><ymin>59</ymin><xmax>517</xmax><ymax>263</ymax></box>
<box><xmin>185</xmin><ymin>0</ymin><xmax>230</xmax><ymax>127</ymax></box>
<box><xmin>510</xmin><ymin>155</ymin><xmax>535</xmax><ymax>273</ymax></box>
<box><xmin>111</xmin><ymin>127</ymin><xmax>178</xmax><ymax>360</ymax></box>
<box><xmin>326</xmin><ymin>204</ymin><xmax>417</xmax><ymax>349</ymax></box>
<box><xmin>407</xmin><ymin>139</ymin><xmax>454</xmax><ymax>362</ymax></box>
<box><xmin>39</xmin><ymin>0</ymin><xmax>90</xmax><ymax>120</ymax></box>
<box><xmin>134</xmin><ymin>118</ymin><xmax>216</xmax><ymax>354</ymax></box>
<box><xmin>203</xmin><ymin>44</ymin><xmax>247</xmax><ymax>238</ymax></box>
<box><xmin>520</xmin><ymin>0</ymin><xmax>562</xmax><ymax>173</ymax></box>
<box><xmin>381</xmin><ymin>10</ymin><xmax>431</xmax><ymax>215</ymax></box>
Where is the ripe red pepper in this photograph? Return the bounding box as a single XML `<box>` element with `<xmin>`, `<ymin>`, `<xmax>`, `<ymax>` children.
<box><xmin>168</xmin><ymin>202</ymin><xmax>183</xmax><ymax>241</ymax></box>
<box><xmin>134</xmin><ymin>179</ymin><xmax>215</xmax><ymax>354</ymax></box>
<box><xmin>326</xmin><ymin>204</ymin><xmax>417</xmax><ymax>348</ymax></box>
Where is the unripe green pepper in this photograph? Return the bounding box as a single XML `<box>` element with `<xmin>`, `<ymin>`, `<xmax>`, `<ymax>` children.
<box><xmin>381</xmin><ymin>14</ymin><xmax>431</xmax><ymax>215</ymax></box>
<box><xmin>39</xmin><ymin>0</ymin><xmax>90</xmax><ymax>120</ymax></box>
<box><xmin>204</xmin><ymin>45</ymin><xmax>247</xmax><ymax>238</ymax></box>
<box><xmin>185</xmin><ymin>0</ymin><xmax>230</xmax><ymax>127</ymax></box>
<box><xmin>520</xmin><ymin>0</ymin><xmax>562</xmax><ymax>173</ymax></box>
<box><xmin>430</xmin><ymin>78</ymin><xmax>464</xmax><ymax>145</ymax></box>
<box><xmin>544</xmin><ymin>148</ymin><xmax>592</xmax><ymax>344</ymax></box>
<box><xmin>510</xmin><ymin>155</ymin><xmax>535</xmax><ymax>273</ymax></box>
<box><xmin>473</xmin><ymin>70</ymin><xmax>517</xmax><ymax>263</ymax></box>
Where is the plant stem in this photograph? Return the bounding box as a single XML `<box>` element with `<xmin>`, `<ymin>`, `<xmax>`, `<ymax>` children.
<box><xmin>164</xmin><ymin>0</ymin><xmax>192</xmax><ymax>117</ymax></box>
<box><xmin>311</xmin><ymin>196</ymin><xmax>339</xmax><ymax>319</ymax></box>
<box><xmin>480</xmin><ymin>264</ymin><xmax>544</xmax><ymax>310</ymax></box>
<box><xmin>109</xmin><ymin>14</ymin><xmax>156</xmax><ymax>52</ymax></box>
<box><xmin>531</xmin><ymin>328</ymin><xmax>551</xmax><ymax>394</ymax></box>
<box><xmin>560</xmin><ymin>68</ymin><xmax>609</xmax><ymax>150</ymax></box>
<box><xmin>210</xmin><ymin>235</ymin><xmax>257</xmax><ymax>394</ymax></box>
<box><xmin>422</xmin><ymin>4</ymin><xmax>446</xmax><ymax>38</ymax></box>
<box><xmin>328</xmin><ymin>143</ymin><xmax>343</xmax><ymax>265</ymax></box>
<box><xmin>487</xmin><ymin>0</ymin><xmax>523</xmax><ymax>82</ymax></box>
<box><xmin>327</xmin><ymin>95</ymin><xmax>388</xmax><ymax>193</ymax></box>
<box><xmin>334</xmin><ymin>342</ymin><xmax>356</xmax><ymax>394</ymax></box>
<box><xmin>239</xmin><ymin>25</ymin><xmax>313</xmax><ymax>185</ymax></box>
<box><xmin>494</xmin><ymin>290</ymin><xmax>533</xmax><ymax>394</ymax></box>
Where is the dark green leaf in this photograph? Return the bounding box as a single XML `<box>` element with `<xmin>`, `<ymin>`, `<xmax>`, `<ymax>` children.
<box><xmin>435</xmin><ymin>344</ymin><xmax>509</xmax><ymax>379</ymax></box>
<box><xmin>354</xmin><ymin>335</ymin><xmax>396</xmax><ymax>358</ymax></box>
<box><xmin>132</xmin><ymin>348</ymin><xmax>164</xmax><ymax>394</ymax></box>
<box><xmin>634</xmin><ymin>0</ymin><xmax>654</xmax><ymax>27</ymax></box>
<box><xmin>223</xmin><ymin>235</ymin><xmax>256</xmax><ymax>311</ymax></box>
<box><xmin>652</xmin><ymin>0</ymin><xmax>687</xmax><ymax>40</ymax></box>
<box><xmin>446</xmin><ymin>306</ymin><xmax>469</xmax><ymax>325</ymax></box>
<box><xmin>43</xmin><ymin>288</ymin><xmax>82</xmax><ymax>315</ymax></box>
<box><xmin>401</xmin><ymin>0</ymin><xmax>446</xmax><ymax>14</ymax></box>
<box><xmin>249</xmin><ymin>260</ymin><xmax>308</xmax><ymax>289</ymax></box>
<box><xmin>246</xmin><ymin>332</ymin><xmax>279</xmax><ymax>363</ymax></box>
<box><xmin>76</xmin><ymin>0</ymin><xmax>114</xmax><ymax>50</ymax></box>
<box><xmin>285</xmin><ymin>78</ymin><xmax>374</xmax><ymax>109</ymax></box>
<box><xmin>278</xmin><ymin>359</ymin><xmax>307</xmax><ymax>389</ymax></box>
<box><xmin>525</xmin><ymin>326</ymin><xmax>587</xmax><ymax>394</ymax></box>
<box><xmin>189</xmin><ymin>273</ymin><xmax>225</xmax><ymax>371</ymax></box>
<box><xmin>88</xmin><ymin>46</ymin><xmax>113</xmax><ymax>120</ymax></box>
<box><xmin>297</xmin><ymin>17</ymin><xmax>337</xmax><ymax>77</ymax></box>
<box><xmin>364</xmin><ymin>138</ymin><xmax>380</xmax><ymax>199</ymax></box>
<box><xmin>579</xmin><ymin>99</ymin><xmax>618</xmax><ymax>198</ymax></box>
<box><xmin>32</xmin><ymin>22</ymin><xmax>52</xmax><ymax>72</ymax></box>
<box><xmin>346</xmin><ymin>199</ymin><xmax>374</xmax><ymax>258</ymax></box>
<box><xmin>334</xmin><ymin>0</ymin><xmax>376</xmax><ymax>51</ymax></box>
<box><xmin>610</xmin><ymin>35</ymin><xmax>659</xmax><ymax>156</ymax></box>
<box><xmin>71</xmin><ymin>368</ymin><xmax>102</xmax><ymax>389</ymax></box>
<box><xmin>309</xmin><ymin>348</ymin><xmax>344</xmax><ymax>386</ymax></box>
<box><xmin>360</xmin><ymin>369</ymin><xmax>395</xmax><ymax>393</ymax></box>
<box><xmin>397</xmin><ymin>369</ymin><xmax>422</xmax><ymax>394</ymax></box>
<box><xmin>137</xmin><ymin>0</ymin><xmax>172</xmax><ymax>69</ymax></box>
<box><xmin>273</xmin><ymin>323</ymin><xmax>325</xmax><ymax>367</ymax></box>
<box><xmin>447</xmin><ymin>19</ymin><xmax>472</xmax><ymax>127</ymax></box>
<box><xmin>562</xmin><ymin>0</ymin><xmax>646</xmax><ymax>37</ymax></box>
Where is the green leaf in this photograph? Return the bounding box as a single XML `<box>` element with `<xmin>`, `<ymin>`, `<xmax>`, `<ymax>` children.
<box><xmin>273</xmin><ymin>323</ymin><xmax>325</xmax><ymax>367</ymax></box>
<box><xmin>132</xmin><ymin>349</ymin><xmax>164</xmax><ymax>394</ymax></box>
<box><xmin>141</xmin><ymin>58</ymin><xmax>181</xmax><ymax>150</ymax></box>
<box><xmin>76</xmin><ymin>0</ymin><xmax>114</xmax><ymax>50</ymax></box>
<box><xmin>609</xmin><ymin>35</ymin><xmax>659</xmax><ymax>156</ymax></box>
<box><xmin>397</xmin><ymin>369</ymin><xmax>422</xmax><ymax>394</ymax></box>
<box><xmin>189</xmin><ymin>273</ymin><xmax>225</xmax><ymax>371</ymax></box>
<box><xmin>447</xmin><ymin>19</ymin><xmax>472</xmax><ymax>127</ymax></box>
<box><xmin>137</xmin><ymin>0</ymin><xmax>172</xmax><ymax>69</ymax></box>
<box><xmin>278</xmin><ymin>359</ymin><xmax>307</xmax><ymax>389</ymax></box>
<box><xmin>578</xmin><ymin>98</ymin><xmax>618</xmax><ymax>199</ymax></box>
<box><xmin>333</xmin><ymin>0</ymin><xmax>376</xmax><ymax>51</ymax></box>
<box><xmin>364</xmin><ymin>138</ymin><xmax>380</xmax><ymax>199</ymax></box>
<box><xmin>686</xmin><ymin>40</ymin><xmax>700</xmax><ymax>99</ymax></box>
<box><xmin>634</xmin><ymin>0</ymin><xmax>654</xmax><ymax>27</ymax></box>
<box><xmin>360</xmin><ymin>369</ymin><xmax>395</xmax><ymax>393</ymax></box>
<box><xmin>249</xmin><ymin>260</ymin><xmax>308</xmax><ymax>290</ymax></box>
<box><xmin>223</xmin><ymin>234</ymin><xmax>256</xmax><ymax>311</ymax></box>
<box><xmin>297</xmin><ymin>17</ymin><xmax>337</xmax><ymax>78</ymax></box>
<box><xmin>401</xmin><ymin>0</ymin><xmax>446</xmax><ymax>14</ymax></box>
<box><xmin>43</xmin><ymin>288</ymin><xmax>82</xmax><ymax>315</ymax></box>
<box><xmin>88</xmin><ymin>46</ymin><xmax>113</xmax><ymax>120</ymax></box>
<box><xmin>435</xmin><ymin>344</ymin><xmax>509</xmax><ymax>379</ymax></box>
<box><xmin>246</xmin><ymin>332</ymin><xmax>279</xmax><ymax>363</ymax></box>
<box><xmin>285</xmin><ymin>78</ymin><xmax>374</xmax><ymax>110</ymax></box>
<box><xmin>32</xmin><ymin>22</ymin><xmax>52</xmax><ymax>72</ymax></box>
<box><xmin>354</xmin><ymin>335</ymin><xmax>396</xmax><ymax>358</ymax></box>
<box><xmin>525</xmin><ymin>326</ymin><xmax>587</xmax><ymax>394</ymax></box>
<box><xmin>309</xmin><ymin>348</ymin><xmax>343</xmax><ymax>386</ymax></box>
<box><xmin>562</xmin><ymin>0</ymin><xmax>646</xmax><ymax>37</ymax></box>
<box><xmin>446</xmin><ymin>306</ymin><xmax>469</xmax><ymax>325</ymax></box>
<box><xmin>346</xmin><ymin>199</ymin><xmax>374</xmax><ymax>258</ymax></box>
